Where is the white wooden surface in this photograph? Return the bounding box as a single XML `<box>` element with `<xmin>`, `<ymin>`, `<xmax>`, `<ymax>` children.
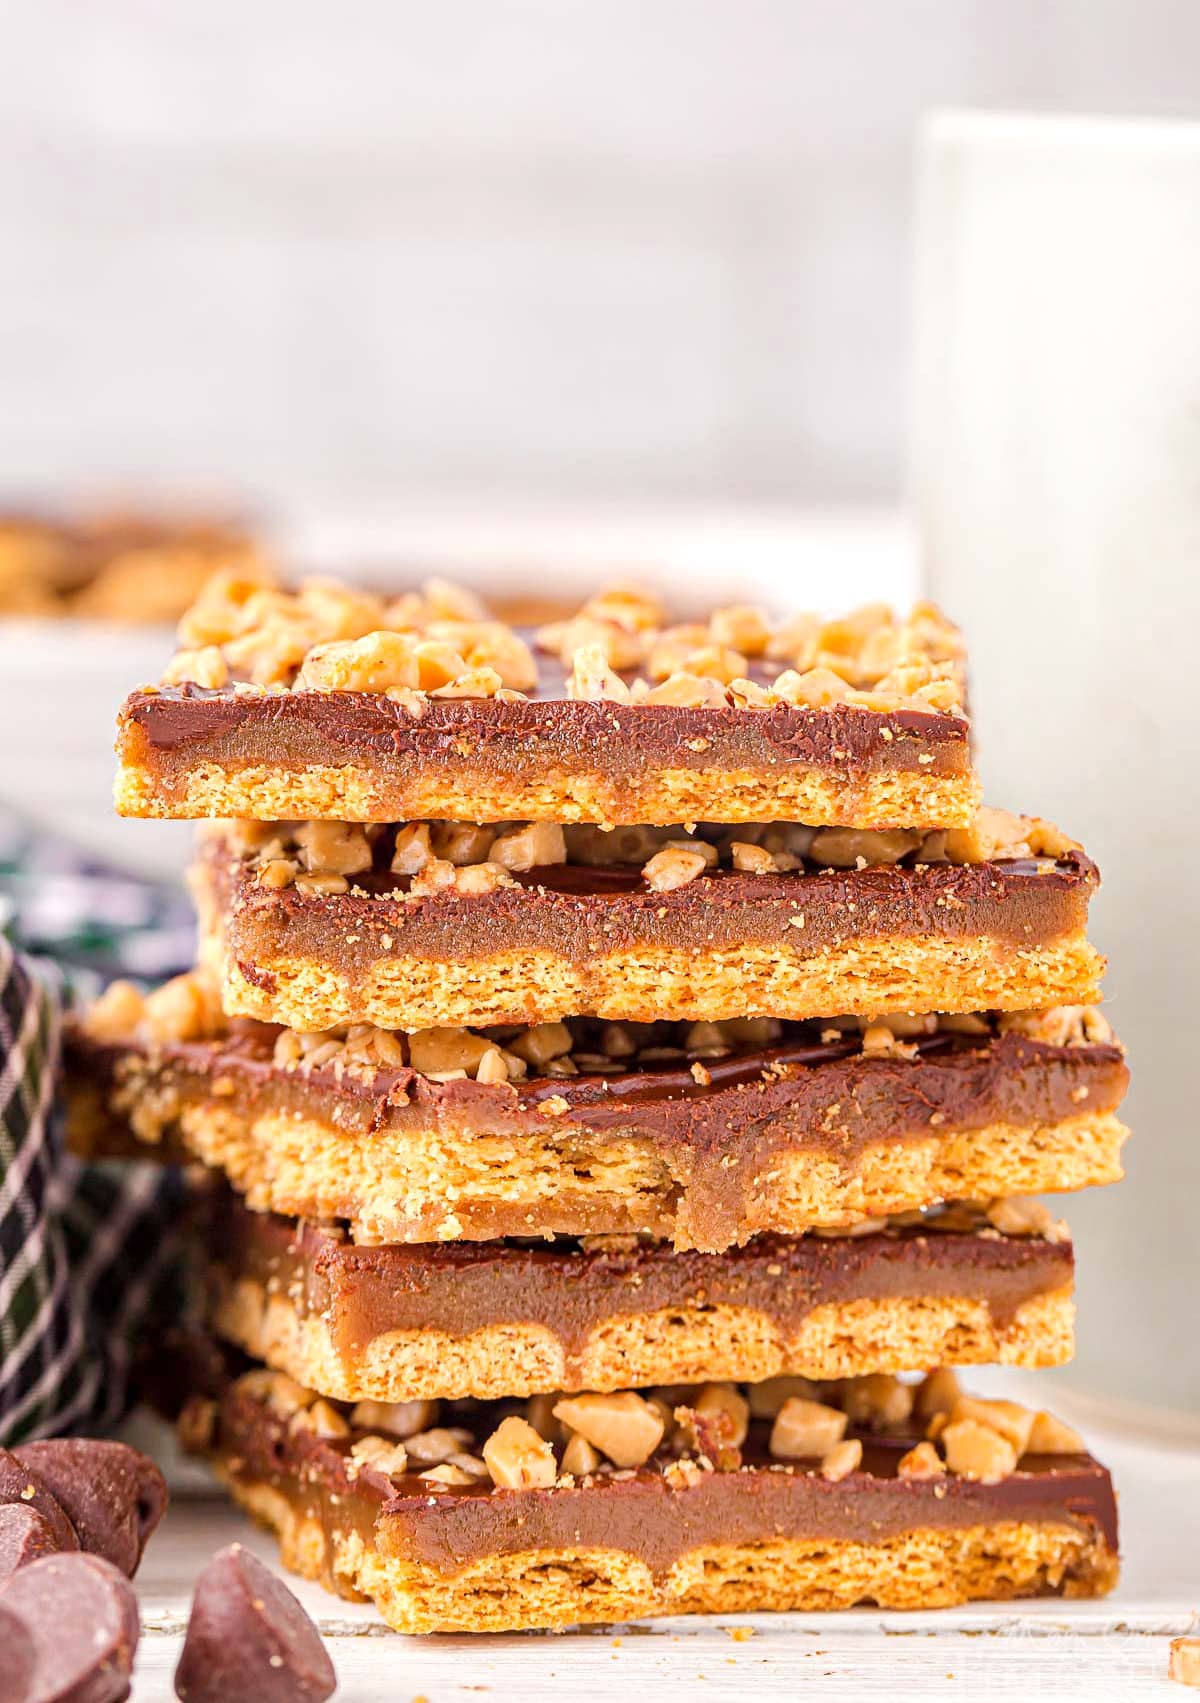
<box><xmin>125</xmin><ymin>1375</ymin><xmax>1200</xmax><ymax>1702</ymax></box>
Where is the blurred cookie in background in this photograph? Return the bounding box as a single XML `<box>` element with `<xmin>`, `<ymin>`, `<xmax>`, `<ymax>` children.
<box><xmin>0</xmin><ymin>507</ymin><xmax>271</xmax><ymax>621</ymax></box>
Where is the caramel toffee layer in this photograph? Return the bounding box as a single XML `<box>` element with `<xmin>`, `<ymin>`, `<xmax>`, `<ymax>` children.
<box><xmin>116</xmin><ymin>683</ymin><xmax>975</xmax><ymax>829</ymax></box>
<box><xmin>209</xmin><ymin>1198</ymin><xmax>1073</xmax><ymax>1369</ymax></box>
<box><xmin>194</xmin><ymin>1376</ymin><xmax>1118</xmax><ymax>1585</ymax></box>
<box><xmin>66</xmin><ymin>1019</ymin><xmax>1128</xmax><ymax>1250</ymax></box>
<box><xmin>198</xmin><ymin>835</ymin><xmax>1102</xmax><ymax>1028</ymax></box>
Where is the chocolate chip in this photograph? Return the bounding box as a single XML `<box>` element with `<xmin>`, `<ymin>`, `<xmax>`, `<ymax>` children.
<box><xmin>175</xmin><ymin>1543</ymin><xmax>336</xmax><ymax>1703</ymax></box>
<box><xmin>0</xmin><ymin>1504</ymin><xmax>63</xmax><ymax>1580</ymax></box>
<box><xmin>0</xmin><ymin>1602</ymin><xmax>36</xmax><ymax>1703</ymax></box>
<box><xmin>0</xmin><ymin>1446</ymin><xmax>78</xmax><ymax>1555</ymax></box>
<box><xmin>0</xmin><ymin>1552</ymin><xmax>139</xmax><ymax>1702</ymax></box>
<box><xmin>13</xmin><ymin>1440</ymin><xmax>167</xmax><ymax>1579</ymax></box>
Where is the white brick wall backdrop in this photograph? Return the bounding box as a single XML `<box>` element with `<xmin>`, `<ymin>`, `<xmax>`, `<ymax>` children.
<box><xmin>2</xmin><ymin>0</ymin><xmax>1198</xmax><ymax>508</ymax></box>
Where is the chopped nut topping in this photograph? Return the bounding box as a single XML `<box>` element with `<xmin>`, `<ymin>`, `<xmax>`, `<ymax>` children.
<box><xmin>769</xmin><ymin>1398</ymin><xmax>849</xmax><ymax>1460</ymax></box>
<box><xmin>166</xmin><ymin>572</ymin><xmax>965</xmax><ymax>715</ymax></box>
<box><xmin>860</xmin><ymin>1022</ymin><xmax>919</xmax><ymax>1061</ymax></box>
<box><xmin>566</xmin><ymin>643</ymin><xmax>634</xmax><ymax>703</ymax></box>
<box><xmin>747</xmin><ymin>1376</ymin><xmax>822</xmax><ymax>1419</ymax></box>
<box><xmin>640</xmin><ymin>622</ymin><xmax>707</xmax><ymax>680</ymax></box>
<box><xmin>482</xmin><ymin>1416</ymin><xmax>557</xmax><ymax>1490</ymax></box>
<box><xmin>392</xmin><ymin>822</ymin><xmax>433</xmax><ymax>874</ymax></box>
<box><xmin>289</xmin><ymin>1399</ymin><xmax>350</xmax><ymax>1439</ymax></box>
<box><xmin>809</xmin><ymin>827</ymin><xmax>922</xmax><ymax>868</ymax></box>
<box><xmin>985</xmin><ymin>1196</ymin><xmax>1068</xmax><ymax>1241</ymax></box>
<box><xmin>474</xmin><ymin>1046</ymin><xmax>511</xmax><ymax>1085</ymax></box>
<box><xmin>348</xmin><ymin>1399</ymin><xmax>439</xmax><ymax>1439</ymax></box>
<box><xmin>523</xmin><ymin>1393</ymin><xmax>564</xmax><ymax>1443</ymax></box>
<box><xmin>838</xmin><ymin>1374</ymin><xmax>915</xmax><ymax>1431</ymax></box>
<box><xmin>643</xmin><ymin>671</ymin><xmax>729</xmax><ymax>708</ymax></box>
<box><xmin>948</xmin><ymin>1397</ymin><xmax>1035</xmax><ymax>1458</ymax></box>
<box><xmin>431</xmin><ymin>822</ymin><xmax>495</xmax><ymax>867</ymax></box>
<box><xmin>673</xmin><ymin>1384</ymin><xmax>748</xmax><ymax>1471</ymax></box>
<box><xmin>821</xmin><ymin>1438</ymin><xmax>863</xmax><ymax>1482</ymax></box>
<box><xmin>408</xmin><ymin>1027</ymin><xmax>494</xmax><ymax>1078</ymax></box>
<box><xmin>643</xmin><ymin>845</ymin><xmax>709</xmax><ymax>892</ymax></box>
<box><xmin>213</xmin><ymin>1372</ymin><xmax>1100</xmax><ymax>1507</ymax></box>
<box><xmin>403</xmin><ymin>1427</ymin><xmax>475</xmax><ymax>1467</ymax></box>
<box><xmin>560</xmin><ymin>1434</ymin><xmax>602</xmax><ymax>1477</ymax></box>
<box><xmin>709</xmin><ymin>604</ymin><xmax>771</xmax><ymax>656</ymax></box>
<box><xmin>88</xmin><ymin>978</ymin><xmax>1105</xmax><ymax>1121</ymax></box>
<box><xmin>941</xmin><ymin>1417</ymin><xmax>1017</xmax><ymax>1483</ymax></box>
<box><xmin>236</xmin><ymin>1370</ymin><xmax>317</xmax><ymax>1419</ymax></box>
<box><xmin>170</xmin><ymin>571</ymin><xmax>535</xmax><ymax>699</ymax></box>
<box><xmin>580</xmin><ymin>585</ymin><xmax>665</xmax><ymax>635</ymax></box>
<box><xmin>508</xmin><ymin>1022</ymin><xmax>573</xmax><ymax>1067</ymax></box>
<box><xmin>258</xmin><ymin>858</ymin><xmax>298</xmax><ymax>889</ymax></box>
<box><xmin>82</xmin><ymin>979</ymin><xmax>147</xmax><ymax>1043</ymax></box>
<box><xmin>491</xmin><ymin>821</ymin><xmax>567</xmax><ymax>872</ymax></box>
<box><xmin>730</xmin><ymin>841</ymin><xmax>778</xmax><ymax>874</ymax></box>
<box><xmin>897</xmin><ymin>1441</ymin><xmax>946</xmax><ymax>1480</ymax></box>
<box><xmin>163</xmin><ymin>645</ymin><xmax>229</xmax><ymax>689</ymax></box>
<box><xmin>141</xmin><ymin>972</ymin><xmax>223</xmax><ymax>1044</ymax></box>
<box><xmin>913</xmin><ymin>1368</ymin><xmax>962</xmax><ymax>1419</ymax></box>
<box><xmin>941</xmin><ymin>807</ymin><xmax>1077</xmax><ymax>866</ymax></box>
<box><xmin>294</xmin><ymin>820</ymin><xmax>373</xmax><ymax>877</ymax></box>
<box><xmin>293</xmin><ymin>871</ymin><xmax>350</xmax><ymax>897</ymax></box>
<box><xmin>552</xmin><ymin>1392</ymin><xmax>666</xmax><ymax>1468</ymax></box>
<box><xmin>662</xmin><ymin>1456</ymin><xmax>705</xmax><ymax>1490</ymax></box>
<box><xmin>237</xmin><ymin>807</ymin><xmax>1070</xmax><ymax>912</ymax></box>
<box><xmin>938</xmin><ymin>1012</ymin><xmax>992</xmax><ymax>1037</ymax></box>
<box><xmin>1026</xmin><ymin>1410</ymin><xmax>1086</xmax><ymax>1454</ymax></box>
<box><xmin>177</xmin><ymin>567</ymin><xmax>287</xmax><ymax>648</ymax></box>
<box><xmin>998</xmin><ymin>1005</ymin><xmax>1115</xmax><ymax>1047</ymax></box>
<box><xmin>419</xmin><ymin>1463</ymin><xmax>477</xmax><ymax>1486</ymax></box>
<box><xmin>408</xmin><ymin>857</ymin><xmax>457</xmax><ymax>896</ymax></box>
<box><xmin>451</xmin><ymin>861</ymin><xmax>518</xmax><ymax>896</ymax></box>
<box><xmin>772</xmin><ymin>666</ymin><xmax>852</xmax><ymax>708</ymax></box>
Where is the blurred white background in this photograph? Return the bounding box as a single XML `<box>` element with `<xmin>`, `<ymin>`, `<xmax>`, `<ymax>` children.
<box><xmin>2</xmin><ymin>0</ymin><xmax>1199</xmax><ymax>510</ymax></box>
<box><xmin>1</xmin><ymin>3</ymin><xmax>1197</xmax><ymax>1415</ymax></box>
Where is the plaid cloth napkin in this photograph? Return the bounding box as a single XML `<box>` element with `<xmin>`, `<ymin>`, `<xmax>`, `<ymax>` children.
<box><xmin>0</xmin><ymin>813</ymin><xmax>190</xmax><ymax>1444</ymax></box>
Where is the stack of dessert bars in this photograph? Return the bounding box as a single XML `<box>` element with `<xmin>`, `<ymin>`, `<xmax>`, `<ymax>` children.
<box><xmin>67</xmin><ymin>570</ymin><xmax>1127</xmax><ymax>1634</ymax></box>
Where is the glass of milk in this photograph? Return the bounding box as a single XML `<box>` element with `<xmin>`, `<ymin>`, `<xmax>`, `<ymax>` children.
<box><xmin>913</xmin><ymin>111</ymin><xmax>1200</xmax><ymax>1418</ymax></box>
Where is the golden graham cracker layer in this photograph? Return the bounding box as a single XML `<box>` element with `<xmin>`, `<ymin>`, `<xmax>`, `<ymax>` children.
<box><xmin>115</xmin><ymin>755</ymin><xmax>980</xmax><ymax>833</ymax></box>
<box><xmin>216</xmin><ymin>934</ymin><xmax>1105</xmax><ymax>1032</ymax></box>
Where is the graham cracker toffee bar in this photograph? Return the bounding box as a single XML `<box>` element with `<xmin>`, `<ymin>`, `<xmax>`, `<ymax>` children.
<box><xmin>115</xmin><ymin>575</ymin><xmax>978</xmax><ymax>828</ymax></box>
<box><xmin>67</xmin><ymin>994</ymin><xmax>1127</xmax><ymax>1251</ymax></box>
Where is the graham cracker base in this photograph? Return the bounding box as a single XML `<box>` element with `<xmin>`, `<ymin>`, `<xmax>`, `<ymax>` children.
<box><xmin>225</xmin><ymin>1475</ymin><xmax>1118</xmax><ymax>1634</ymax></box>
<box><xmin>142</xmin><ymin>1099</ymin><xmax>1126</xmax><ymax>1249</ymax></box>
<box><xmin>211</xmin><ymin>1280</ymin><xmax>1075</xmax><ymax>1404</ymax></box>
<box><xmin>115</xmin><ymin>757</ymin><xmax>980</xmax><ymax>832</ymax></box>
<box><xmin>218</xmin><ymin>933</ymin><xmax>1105</xmax><ymax>1031</ymax></box>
